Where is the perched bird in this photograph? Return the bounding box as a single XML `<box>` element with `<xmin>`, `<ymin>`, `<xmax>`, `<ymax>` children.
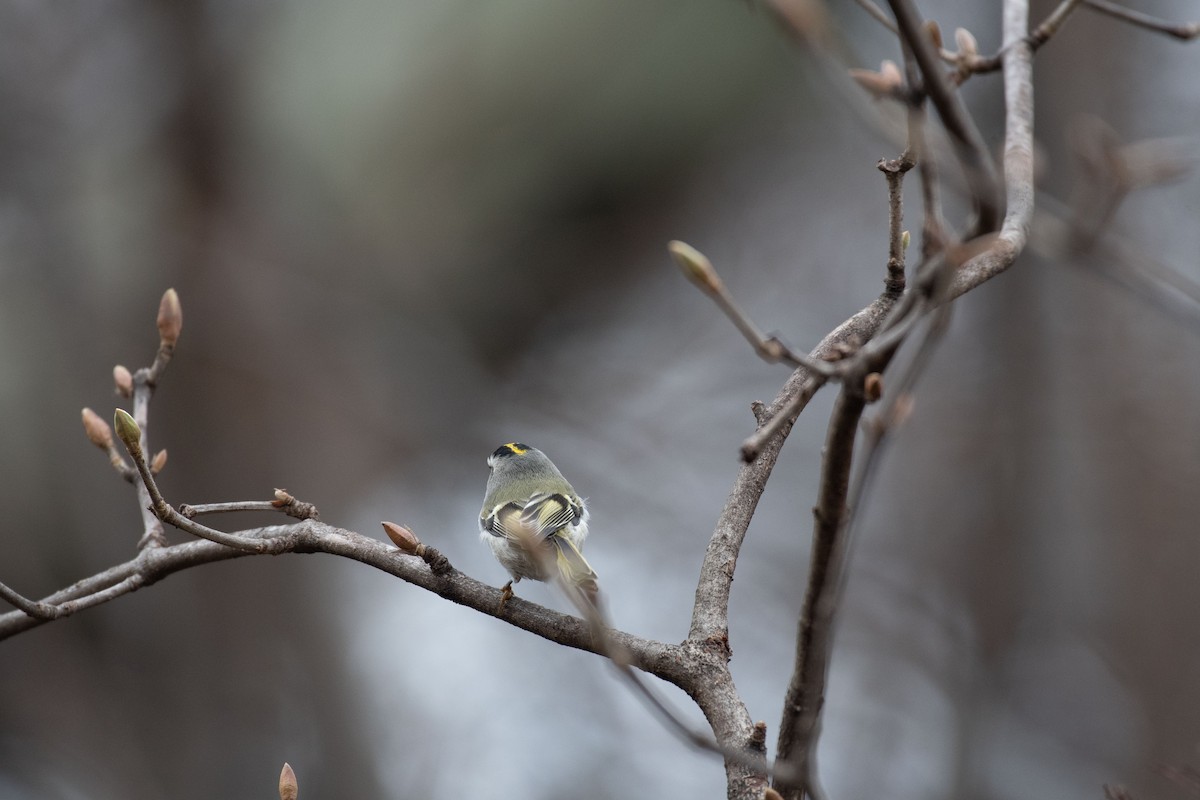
<box><xmin>479</xmin><ymin>442</ymin><xmax>598</xmax><ymax>609</ymax></box>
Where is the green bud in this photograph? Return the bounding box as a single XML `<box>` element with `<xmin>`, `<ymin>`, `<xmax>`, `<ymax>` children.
<box><xmin>668</xmin><ymin>240</ymin><xmax>722</xmax><ymax>294</ymax></box>
<box><xmin>113</xmin><ymin>408</ymin><xmax>142</xmax><ymax>455</ymax></box>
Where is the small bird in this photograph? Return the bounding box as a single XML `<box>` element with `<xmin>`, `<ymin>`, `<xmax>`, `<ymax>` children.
<box><xmin>479</xmin><ymin>442</ymin><xmax>598</xmax><ymax>610</ymax></box>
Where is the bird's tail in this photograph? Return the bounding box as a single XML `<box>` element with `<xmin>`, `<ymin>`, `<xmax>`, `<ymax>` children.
<box><xmin>552</xmin><ymin>534</ymin><xmax>599</xmax><ymax>606</ymax></box>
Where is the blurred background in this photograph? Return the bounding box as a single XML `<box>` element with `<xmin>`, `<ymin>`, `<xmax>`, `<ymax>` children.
<box><xmin>1</xmin><ymin>0</ymin><xmax>1198</xmax><ymax>797</ymax></box>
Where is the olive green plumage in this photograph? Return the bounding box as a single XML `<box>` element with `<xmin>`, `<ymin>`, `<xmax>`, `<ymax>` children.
<box><xmin>479</xmin><ymin>443</ymin><xmax>598</xmax><ymax>599</ymax></box>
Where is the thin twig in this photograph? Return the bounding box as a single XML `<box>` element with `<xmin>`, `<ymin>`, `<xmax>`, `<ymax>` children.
<box><xmin>692</xmin><ymin>291</ymin><xmax>900</xmax><ymax>654</ymax></box>
<box><xmin>885</xmin><ymin>0</ymin><xmax>1003</xmax><ymax>234</ymax></box>
<box><xmin>0</xmin><ymin>580</ymin><xmax>59</xmax><ymax>619</ymax></box>
<box><xmin>737</xmin><ymin>296</ymin><xmax>900</xmax><ymax>462</ymax></box>
<box><xmin>853</xmin><ymin>0</ymin><xmax>897</xmax><ymax>34</ymax></box>
<box><xmin>1082</xmin><ymin>0</ymin><xmax>1200</xmax><ymax>40</ymax></box>
<box><xmin>879</xmin><ymin>151</ymin><xmax>915</xmax><ymax>294</ymax></box>
<box><xmin>669</xmin><ymin>242</ymin><xmax>839</xmax><ymax>378</ymax></box>
<box><xmin>131</xmin><ymin>372</ymin><xmax>167</xmax><ymax>549</ymax></box>
<box><xmin>180</xmin><ymin>493</ymin><xmax>320</xmax><ymax>521</ymax></box>
<box><xmin>1028</xmin><ymin>0</ymin><xmax>1085</xmax><ymax>49</ymax></box>
<box><xmin>963</xmin><ymin>0</ymin><xmax>1085</xmax><ymax>76</ymax></box>
<box><xmin>772</xmin><ymin>365</ymin><xmax>872</xmax><ymax>800</ymax></box>
<box><xmin>181</xmin><ymin>501</ymin><xmax>284</xmax><ymax>517</ymax></box>
<box><xmin>114</xmin><ymin>412</ymin><xmax>275</xmax><ymax>553</ymax></box>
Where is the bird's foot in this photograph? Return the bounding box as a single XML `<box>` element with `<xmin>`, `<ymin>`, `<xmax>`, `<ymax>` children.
<box><xmin>497</xmin><ymin>581</ymin><xmax>514</xmax><ymax>613</ymax></box>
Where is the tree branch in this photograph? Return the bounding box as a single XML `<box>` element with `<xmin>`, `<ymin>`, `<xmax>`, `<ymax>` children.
<box><xmin>0</xmin><ymin>519</ymin><xmax>684</xmax><ymax>680</ymax></box>
<box><xmin>1082</xmin><ymin>0</ymin><xmax>1200</xmax><ymax>40</ymax></box>
<box><xmin>885</xmin><ymin>0</ymin><xmax>1003</xmax><ymax>234</ymax></box>
<box><xmin>949</xmin><ymin>0</ymin><xmax>1035</xmax><ymax>299</ymax></box>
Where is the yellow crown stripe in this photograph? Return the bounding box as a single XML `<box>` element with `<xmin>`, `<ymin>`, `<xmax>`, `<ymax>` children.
<box><xmin>504</xmin><ymin>443</ymin><xmax>529</xmax><ymax>455</ymax></box>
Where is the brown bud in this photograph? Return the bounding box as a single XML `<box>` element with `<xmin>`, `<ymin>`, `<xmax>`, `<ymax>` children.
<box><xmin>667</xmin><ymin>240</ymin><xmax>722</xmax><ymax>294</ymax></box>
<box><xmin>924</xmin><ymin>19</ymin><xmax>943</xmax><ymax>49</ymax></box>
<box><xmin>272</xmin><ymin>488</ymin><xmax>294</xmax><ymax>508</ymax></box>
<box><xmin>850</xmin><ymin>61</ymin><xmax>904</xmax><ymax>100</ymax></box>
<box><xmin>81</xmin><ymin>408</ymin><xmax>114</xmax><ymax>449</ymax></box>
<box><xmin>112</xmin><ymin>408</ymin><xmax>142</xmax><ymax>455</ymax></box>
<box><xmin>150</xmin><ymin>449</ymin><xmax>168</xmax><ymax>474</ymax></box>
<box><xmin>113</xmin><ymin>365</ymin><xmax>134</xmax><ymax>397</ymax></box>
<box><xmin>864</xmin><ymin>372</ymin><xmax>884</xmax><ymax>402</ymax></box>
<box><xmin>279</xmin><ymin>762</ymin><xmax>298</xmax><ymax>800</ymax></box>
<box><xmin>764</xmin><ymin>789</ymin><xmax>785</xmax><ymax>800</ymax></box>
<box><xmin>382</xmin><ymin>521</ymin><xmax>420</xmax><ymax>553</ymax></box>
<box><xmin>157</xmin><ymin>288</ymin><xmax>182</xmax><ymax>347</ymax></box>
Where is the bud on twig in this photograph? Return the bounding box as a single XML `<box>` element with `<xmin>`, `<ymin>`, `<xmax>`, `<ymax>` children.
<box><xmin>157</xmin><ymin>288</ymin><xmax>182</xmax><ymax>347</ymax></box>
<box><xmin>113</xmin><ymin>408</ymin><xmax>142</xmax><ymax>456</ymax></box>
<box><xmin>151</xmin><ymin>449</ymin><xmax>168</xmax><ymax>474</ymax></box>
<box><xmin>668</xmin><ymin>240</ymin><xmax>723</xmax><ymax>295</ymax></box>
<box><xmin>113</xmin><ymin>365</ymin><xmax>134</xmax><ymax>397</ymax></box>
<box><xmin>864</xmin><ymin>372</ymin><xmax>884</xmax><ymax>402</ymax></box>
<box><xmin>279</xmin><ymin>762</ymin><xmax>298</xmax><ymax>800</ymax></box>
<box><xmin>900</xmin><ymin>230</ymin><xmax>910</xmax><ymax>251</ymax></box>
<box><xmin>849</xmin><ymin>60</ymin><xmax>904</xmax><ymax>100</ymax></box>
<box><xmin>954</xmin><ymin>27</ymin><xmax>979</xmax><ymax>59</ymax></box>
<box><xmin>924</xmin><ymin>19</ymin><xmax>943</xmax><ymax>49</ymax></box>
<box><xmin>81</xmin><ymin>408</ymin><xmax>114</xmax><ymax>450</ymax></box>
<box><xmin>382</xmin><ymin>521</ymin><xmax>420</xmax><ymax>554</ymax></box>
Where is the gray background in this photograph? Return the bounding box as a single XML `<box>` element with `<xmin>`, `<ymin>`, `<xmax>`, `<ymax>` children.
<box><xmin>1</xmin><ymin>1</ymin><xmax>1198</xmax><ymax>798</ymax></box>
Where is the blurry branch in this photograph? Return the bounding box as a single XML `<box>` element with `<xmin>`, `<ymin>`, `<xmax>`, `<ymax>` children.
<box><xmin>1082</xmin><ymin>0</ymin><xmax>1200</xmax><ymax>40</ymax></box>
<box><xmin>1031</xmin><ymin>197</ymin><xmax>1200</xmax><ymax>332</ymax></box>
<box><xmin>763</xmin><ymin>1</ymin><xmax>1036</xmax><ymax>796</ymax></box>
<box><xmin>885</xmin><ymin>0</ymin><xmax>1002</xmax><ymax>234</ymax></box>
<box><xmin>1156</xmin><ymin>759</ymin><xmax>1200</xmax><ymax>796</ymax></box>
<box><xmin>952</xmin><ymin>0</ymin><xmax>1083</xmax><ymax>78</ymax></box>
<box><xmin>1065</xmin><ymin>116</ymin><xmax>1194</xmax><ymax>252</ymax></box>
<box><xmin>852</xmin><ymin>0</ymin><xmax>896</xmax><ymax>35</ymax></box>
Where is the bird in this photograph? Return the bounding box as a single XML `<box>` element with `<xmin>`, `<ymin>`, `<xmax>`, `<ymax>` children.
<box><xmin>479</xmin><ymin>442</ymin><xmax>598</xmax><ymax>610</ymax></box>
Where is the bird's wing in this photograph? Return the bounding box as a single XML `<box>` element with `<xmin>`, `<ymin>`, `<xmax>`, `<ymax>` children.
<box><xmin>520</xmin><ymin>492</ymin><xmax>582</xmax><ymax>539</ymax></box>
<box><xmin>480</xmin><ymin>502</ymin><xmax>523</xmax><ymax>538</ymax></box>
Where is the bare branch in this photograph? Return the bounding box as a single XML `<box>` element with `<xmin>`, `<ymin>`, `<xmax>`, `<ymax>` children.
<box><xmin>0</xmin><ymin>580</ymin><xmax>59</xmax><ymax>620</ymax></box>
<box><xmin>961</xmin><ymin>0</ymin><xmax>1084</xmax><ymax>76</ymax></box>
<box><xmin>669</xmin><ymin>241</ymin><xmax>839</xmax><ymax>378</ymax></box>
<box><xmin>180</xmin><ymin>491</ymin><xmax>321</xmax><ymax>522</ymax></box>
<box><xmin>1082</xmin><ymin>0</ymin><xmax>1200</xmax><ymax>40</ymax></box>
<box><xmin>0</xmin><ymin>520</ymin><xmax>684</xmax><ymax>684</ymax></box>
<box><xmin>690</xmin><ymin>291</ymin><xmax>900</xmax><ymax>657</ymax></box>
<box><xmin>1027</xmin><ymin>0</ymin><xmax>1085</xmax><ymax>49</ymax></box>
<box><xmin>115</xmin><ymin>409</ymin><xmax>274</xmax><ymax>553</ymax></box>
<box><xmin>772</xmin><ymin>363</ymin><xmax>872</xmax><ymax>799</ymax></box>
<box><xmin>885</xmin><ymin>0</ymin><xmax>1003</xmax><ymax>233</ymax></box>
<box><xmin>949</xmin><ymin>1</ymin><xmax>1036</xmax><ymax>298</ymax></box>
<box><xmin>853</xmin><ymin>0</ymin><xmax>897</xmax><ymax>35</ymax></box>
<box><xmin>878</xmin><ymin>152</ymin><xmax>915</xmax><ymax>294</ymax></box>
